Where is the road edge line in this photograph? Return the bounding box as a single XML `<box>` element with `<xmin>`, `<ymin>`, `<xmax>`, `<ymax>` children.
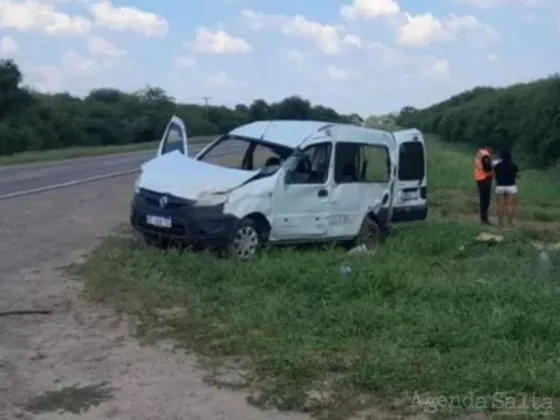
<box><xmin>0</xmin><ymin>169</ymin><xmax>139</xmax><ymax>200</ymax></box>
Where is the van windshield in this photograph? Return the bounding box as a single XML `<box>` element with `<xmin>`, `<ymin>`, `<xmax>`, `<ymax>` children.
<box><xmin>197</xmin><ymin>135</ymin><xmax>294</xmax><ymax>172</ymax></box>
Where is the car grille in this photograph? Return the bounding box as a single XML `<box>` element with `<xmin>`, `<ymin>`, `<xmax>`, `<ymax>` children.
<box><xmin>138</xmin><ymin>188</ymin><xmax>194</xmax><ymax>210</ymax></box>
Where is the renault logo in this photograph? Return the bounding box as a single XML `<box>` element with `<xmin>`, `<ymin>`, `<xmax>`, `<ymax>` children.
<box><xmin>159</xmin><ymin>196</ymin><xmax>168</xmax><ymax>208</ymax></box>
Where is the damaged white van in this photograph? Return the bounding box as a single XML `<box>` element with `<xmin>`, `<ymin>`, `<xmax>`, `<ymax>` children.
<box><xmin>130</xmin><ymin>117</ymin><xmax>427</xmax><ymax>259</ymax></box>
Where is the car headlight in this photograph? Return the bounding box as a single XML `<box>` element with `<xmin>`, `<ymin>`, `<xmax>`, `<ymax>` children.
<box><xmin>133</xmin><ymin>174</ymin><xmax>141</xmax><ymax>195</ymax></box>
<box><xmin>195</xmin><ymin>192</ymin><xmax>228</xmax><ymax>206</ymax></box>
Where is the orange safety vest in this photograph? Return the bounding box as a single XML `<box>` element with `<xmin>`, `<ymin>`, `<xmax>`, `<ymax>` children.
<box><xmin>473</xmin><ymin>148</ymin><xmax>494</xmax><ymax>181</ymax></box>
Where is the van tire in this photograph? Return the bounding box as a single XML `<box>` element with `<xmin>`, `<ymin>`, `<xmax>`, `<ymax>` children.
<box><xmin>353</xmin><ymin>216</ymin><xmax>381</xmax><ymax>252</ymax></box>
<box><xmin>227</xmin><ymin>218</ymin><xmax>262</xmax><ymax>260</ymax></box>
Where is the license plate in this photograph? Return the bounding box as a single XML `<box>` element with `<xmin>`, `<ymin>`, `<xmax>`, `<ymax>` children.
<box><xmin>401</xmin><ymin>191</ymin><xmax>418</xmax><ymax>201</ymax></box>
<box><xmin>146</xmin><ymin>215</ymin><xmax>172</xmax><ymax>228</ymax></box>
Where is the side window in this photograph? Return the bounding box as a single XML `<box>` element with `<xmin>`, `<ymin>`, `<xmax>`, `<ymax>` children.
<box><xmin>334</xmin><ymin>142</ymin><xmax>390</xmax><ymax>183</ymax></box>
<box><xmin>398</xmin><ymin>142</ymin><xmax>425</xmax><ymax>180</ymax></box>
<box><xmin>361</xmin><ymin>145</ymin><xmax>391</xmax><ymax>182</ymax></box>
<box><xmin>287</xmin><ymin>142</ymin><xmax>331</xmax><ymax>185</ymax></box>
<box><xmin>334</xmin><ymin>142</ymin><xmax>359</xmax><ymax>183</ymax></box>
<box><xmin>161</xmin><ymin>123</ymin><xmax>184</xmax><ymax>155</ymax></box>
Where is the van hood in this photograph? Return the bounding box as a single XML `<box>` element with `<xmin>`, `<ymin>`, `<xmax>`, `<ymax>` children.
<box><xmin>138</xmin><ymin>151</ymin><xmax>259</xmax><ymax>200</ymax></box>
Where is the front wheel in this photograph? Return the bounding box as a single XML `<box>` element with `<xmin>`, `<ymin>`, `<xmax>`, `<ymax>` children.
<box><xmin>227</xmin><ymin>219</ymin><xmax>262</xmax><ymax>260</ymax></box>
<box><xmin>142</xmin><ymin>233</ymin><xmax>170</xmax><ymax>249</ymax></box>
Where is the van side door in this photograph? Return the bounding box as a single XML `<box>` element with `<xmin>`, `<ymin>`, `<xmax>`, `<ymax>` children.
<box><xmin>270</xmin><ymin>141</ymin><xmax>333</xmax><ymax>241</ymax></box>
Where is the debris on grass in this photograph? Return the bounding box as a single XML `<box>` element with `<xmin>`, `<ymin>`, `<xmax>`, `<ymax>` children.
<box><xmin>475</xmin><ymin>232</ymin><xmax>504</xmax><ymax>244</ymax></box>
<box><xmin>532</xmin><ymin>241</ymin><xmax>560</xmax><ymax>251</ymax></box>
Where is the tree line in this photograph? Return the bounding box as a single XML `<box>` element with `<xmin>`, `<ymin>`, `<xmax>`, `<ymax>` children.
<box><xmin>0</xmin><ymin>59</ymin><xmax>362</xmax><ymax>156</ymax></box>
<box><xmin>396</xmin><ymin>75</ymin><xmax>560</xmax><ymax>168</ymax></box>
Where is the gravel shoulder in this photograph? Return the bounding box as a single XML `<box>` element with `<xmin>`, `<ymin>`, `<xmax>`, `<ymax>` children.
<box><xmin>0</xmin><ymin>175</ymin><xmax>308</xmax><ymax>420</ymax></box>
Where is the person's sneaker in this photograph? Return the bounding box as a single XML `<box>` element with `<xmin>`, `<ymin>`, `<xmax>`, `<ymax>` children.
<box><xmin>481</xmin><ymin>220</ymin><xmax>494</xmax><ymax>226</ymax></box>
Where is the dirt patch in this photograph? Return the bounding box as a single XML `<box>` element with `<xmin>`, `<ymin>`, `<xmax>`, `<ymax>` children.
<box><xmin>0</xmin><ymin>175</ymin><xmax>310</xmax><ymax>420</ymax></box>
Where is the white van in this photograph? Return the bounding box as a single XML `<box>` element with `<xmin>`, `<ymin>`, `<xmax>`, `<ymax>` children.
<box><xmin>130</xmin><ymin>117</ymin><xmax>427</xmax><ymax>259</ymax></box>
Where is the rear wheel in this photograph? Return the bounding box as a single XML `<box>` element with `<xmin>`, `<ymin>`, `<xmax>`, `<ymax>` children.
<box><xmin>228</xmin><ymin>218</ymin><xmax>262</xmax><ymax>260</ymax></box>
<box><xmin>353</xmin><ymin>216</ymin><xmax>381</xmax><ymax>252</ymax></box>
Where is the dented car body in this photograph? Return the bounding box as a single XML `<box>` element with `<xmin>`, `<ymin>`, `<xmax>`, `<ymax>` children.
<box><xmin>130</xmin><ymin>116</ymin><xmax>427</xmax><ymax>259</ymax></box>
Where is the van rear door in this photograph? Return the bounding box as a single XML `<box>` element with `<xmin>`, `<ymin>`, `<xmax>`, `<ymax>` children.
<box><xmin>391</xmin><ymin>129</ymin><xmax>427</xmax><ymax>222</ymax></box>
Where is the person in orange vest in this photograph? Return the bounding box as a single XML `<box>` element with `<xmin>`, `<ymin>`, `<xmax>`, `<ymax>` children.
<box><xmin>473</xmin><ymin>145</ymin><xmax>494</xmax><ymax>224</ymax></box>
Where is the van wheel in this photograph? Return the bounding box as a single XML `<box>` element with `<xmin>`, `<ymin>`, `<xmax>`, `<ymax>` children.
<box><xmin>353</xmin><ymin>216</ymin><xmax>381</xmax><ymax>252</ymax></box>
<box><xmin>228</xmin><ymin>218</ymin><xmax>262</xmax><ymax>260</ymax></box>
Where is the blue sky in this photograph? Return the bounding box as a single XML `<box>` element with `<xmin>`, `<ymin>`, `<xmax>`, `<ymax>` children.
<box><xmin>1</xmin><ymin>0</ymin><xmax>559</xmax><ymax>116</ymax></box>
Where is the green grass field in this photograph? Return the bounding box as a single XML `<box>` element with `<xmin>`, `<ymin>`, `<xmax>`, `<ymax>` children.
<box><xmin>76</xmin><ymin>136</ymin><xmax>560</xmax><ymax>419</ymax></box>
<box><xmin>0</xmin><ymin>136</ymin><xmax>214</xmax><ymax>166</ymax></box>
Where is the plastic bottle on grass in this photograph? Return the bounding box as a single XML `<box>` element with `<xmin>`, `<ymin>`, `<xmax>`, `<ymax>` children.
<box><xmin>537</xmin><ymin>250</ymin><xmax>552</xmax><ymax>277</ymax></box>
<box><xmin>340</xmin><ymin>265</ymin><xmax>352</xmax><ymax>277</ymax></box>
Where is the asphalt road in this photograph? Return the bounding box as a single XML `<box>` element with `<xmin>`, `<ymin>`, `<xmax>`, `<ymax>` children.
<box><xmin>0</xmin><ymin>142</ymin><xmax>213</xmax><ymax>199</ymax></box>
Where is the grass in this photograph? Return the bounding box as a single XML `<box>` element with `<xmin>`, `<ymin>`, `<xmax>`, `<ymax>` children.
<box><xmin>0</xmin><ymin>135</ymin><xmax>214</xmax><ymax>166</ymax></box>
<box><xmin>76</xmin><ymin>135</ymin><xmax>560</xmax><ymax>419</ymax></box>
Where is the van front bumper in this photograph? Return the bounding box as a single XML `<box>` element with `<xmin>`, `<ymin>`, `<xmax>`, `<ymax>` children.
<box><xmin>130</xmin><ymin>189</ymin><xmax>239</xmax><ymax>248</ymax></box>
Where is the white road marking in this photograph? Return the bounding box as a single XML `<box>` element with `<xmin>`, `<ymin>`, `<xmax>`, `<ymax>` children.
<box><xmin>0</xmin><ymin>143</ymin><xmax>241</xmax><ymax>200</ymax></box>
<box><xmin>0</xmin><ymin>169</ymin><xmax>140</xmax><ymax>200</ymax></box>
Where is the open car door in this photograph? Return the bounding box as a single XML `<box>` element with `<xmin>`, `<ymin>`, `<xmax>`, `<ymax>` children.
<box><xmin>156</xmin><ymin>115</ymin><xmax>189</xmax><ymax>157</ymax></box>
<box><xmin>390</xmin><ymin>129</ymin><xmax>427</xmax><ymax>222</ymax></box>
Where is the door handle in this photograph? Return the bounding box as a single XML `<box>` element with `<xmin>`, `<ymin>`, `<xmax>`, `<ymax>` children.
<box><xmin>318</xmin><ymin>189</ymin><xmax>328</xmax><ymax>197</ymax></box>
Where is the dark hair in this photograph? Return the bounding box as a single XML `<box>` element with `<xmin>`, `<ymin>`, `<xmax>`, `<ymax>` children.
<box><xmin>499</xmin><ymin>149</ymin><xmax>511</xmax><ymax>161</ymax></box>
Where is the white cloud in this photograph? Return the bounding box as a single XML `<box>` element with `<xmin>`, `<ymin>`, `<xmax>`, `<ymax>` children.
<box><xmin>340</xmin><ymin>0</ymin><xmax>400</xmax><ymax>20</ymax></box>
<box><xmin>367</xmin><ymin>41</ymin><xmax>409</xmax><ymax>66</ymax></box>
<box><xmin>62</xmin><ymin>49</ymin><xmax>95</xmax><ymax>74</ymax></box>
<box><xmin>282</xmin><ymin>48</ymin><xmax>305</xmax><ymax>65</ymax></box>
<box><xmin>326</xmin><ymin>64</ymin><xmax>357</xmax><ymax>80</ymax></box>
<box><xmin>87</xmin><ymin>0</ymin><xmax>168</xmax><ymax>37</ymax></box>
<box><xmin>205</xmin><ymin>71</ymin><xmax>244</xmax><ymax>87</ymax></box>
<box><xmin>487</xmin><ymin>53</ymin><xmax>499</xmax><ymax>62</ymax></box>
<box><xmin>25</xmin><ymin>48</ymin><xmax>133</xmax><ymax>92</ymax></box>
<box><xmin>87</xmin><ymin>36</ymin><xmax>125</xmax><ymax>57</ymax></box>
<box><xmin>397</xmin><ymin>12</ymin><xmax>499</xmax><ymax>47</ymax></box>
<box><xmin>0</xmin><ymin>34</ymin><xmax>18</xmax><ymax>54</ymax></box>
<box><xmin>454</xmin><ymin>0</ymin><xmax>542</xmax><ymax>7</ymax></box>
<box><xmin>242</xmin><ymin>9</ymin><xmax>361</xmax><ymax>54</ymax></box>
<box><xmin>175</xmin><ymin>55</ymin><xmax>196</xmax><ymax>68</ymax></box>
<box><xmin>0</xmin><ymin>0</ymin><xmax>90</xmax><ymax>36</ymax></box>
<box><xmin>187</xmin><ymin>26</ymin><xmax>251</xmax><ymax>54</ymax></box>
<box><xmin>28</xmin><ymin>50</ymin><xmax>93</xmax><ymax>91</ymax></box>
<box><xmin>421</xmin><ymin>58</ymin><xmax>451</xmax><ymax>77</ymax></box>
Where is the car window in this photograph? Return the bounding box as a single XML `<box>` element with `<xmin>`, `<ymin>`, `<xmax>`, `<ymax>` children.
<box><xmin>361</xmin><ymin>145</ymin><xmax>391</xmax><ymax>182</ymax></box>
<box><xmin>251</xmin><ymin>143</ymin><xmax>291</xmax><ymax>170</ymax></box>
<box><xmin>334</xmin><ymin>142</ymin><xmax>390</xmax><ymax>183</ymax></box>
<box><xmin>161</xmin><ymin>123</ymin><xmax>184</xmax><ymax>155</ymax></box>
<box><xmin>287</xmin><ymin>142</ymin><xmax>331</xmax><ymax>184</ymax></box>
<box><xmin>398</xmin><ymin>141</ymin><xmax>425</xmax><ymax>180</ymax></box>
<box><xmin>198</xmin><ymin>136</ymin><xmax>294</xmax><ymax>171</ymax></box>
<box><xmin>198</xmin><ymin>137</ymin><xmax>251</xmax><ymax>169</ymax></box>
